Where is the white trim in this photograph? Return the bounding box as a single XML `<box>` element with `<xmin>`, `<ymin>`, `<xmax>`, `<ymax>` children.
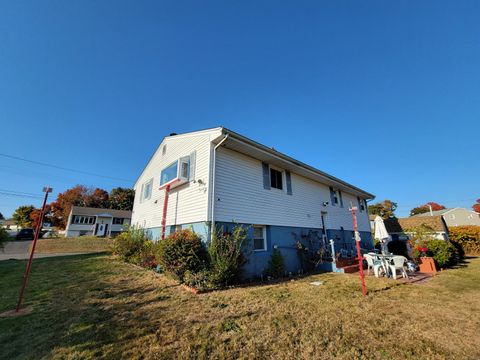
<box><xmin>253</xmin><ymin>225</ymin><xmax>267</xmax><ymax>252</ymax></box>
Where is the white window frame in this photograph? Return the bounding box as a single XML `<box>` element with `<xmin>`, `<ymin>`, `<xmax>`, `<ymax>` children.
<box><xmin>160</xmin><ymin>156</ymin><xmax>191</xmax><ymax>189</ymax></box>
<box><xmin>141</xmin><ymin>178</ymin><xmax>153</xmax><ymax>202</ymax></box>
<box><xmin>253</xmin><ymin>225</ymin><xmax>267</xmax><ymax>251</ymax></box>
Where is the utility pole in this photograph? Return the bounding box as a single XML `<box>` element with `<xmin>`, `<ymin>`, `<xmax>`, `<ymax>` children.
<box><xmin>429</xmin><ymin>204</ymin><xmax>433</xmax><ymax>216</ymax></box>
<box><xmin>16</xmin><ymin>187</ymin><xmax>52</xmax><ymax>312</ymax></box>
<box><xmin>350</xmin><ymin>204</ymin><xmax>367</xmax><ymax>297</ymax></box>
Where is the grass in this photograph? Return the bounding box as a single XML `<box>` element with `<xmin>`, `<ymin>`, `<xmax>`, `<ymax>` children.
<box><xmin>32</xmin><ymin>237</ymin><xmax>113</xmax><ymax>254</ymax></box>
<box><xmin>1</xmin><ymin>255</ymin><xmax>479</xmax><ymax>359</ymax></box>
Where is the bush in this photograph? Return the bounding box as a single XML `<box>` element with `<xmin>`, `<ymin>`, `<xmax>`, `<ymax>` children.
<box><xmin>208</xmin><ymin>226</ymin><xmax>248</xmax><ymax>288</ymax></box>
<box><xmin>448</xmin><ymin>226</ymin><xmax>480</xmax><ymax>256</ymax></box>
<box><xmin>113</xmin><ymin>227</ymin><xmax>154</xmax><ymax>267</ymax></box>
<box><xmin>265</xmin><ymin>249</ymin><xmax>285</xmax><ymax>278</ymax></box>
<box><xmin>427</xmin><ymin>240</ymin><xmax>457</xmax><ymax>268</ymax></box>
<box><xmin>154</xmin><ymin>229</ymin><xmax>207</xmax><ymax>282</ymax></box>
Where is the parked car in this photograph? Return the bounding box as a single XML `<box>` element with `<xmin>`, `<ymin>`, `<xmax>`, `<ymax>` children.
<box><xmin>16</xmin><ymin>228</ymin><xmax>36</xmax><ymax>240</ymax></box>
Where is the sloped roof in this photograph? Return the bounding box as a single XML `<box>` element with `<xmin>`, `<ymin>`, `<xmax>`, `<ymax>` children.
<box><xmin>384</xmin><ymin>216</ymin><xmax>447</xmax><ymax>233</ymax></box>
<box><xmin>70</xmin><ymin>206</ymin><xmax>132</xmax><ymax>218</ymax></box>
<box><xmin>411</xmin><ymin>208</ymin><xmax>452</xmax><ymax>217</ymax></box>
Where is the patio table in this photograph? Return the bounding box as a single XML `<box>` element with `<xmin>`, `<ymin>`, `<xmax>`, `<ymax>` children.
<box><xmin>375</xmin><ymin>254</ymin><xmax>394</xmax><ymax>278</ymax></box>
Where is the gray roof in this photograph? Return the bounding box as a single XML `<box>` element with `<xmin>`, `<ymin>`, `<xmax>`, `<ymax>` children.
<box><xmin>70</xmin><ymin>206</ymin><xmax>132</xmax><ymax>218</ymax></box>
<box><xmin>411</xmin><ymin>208</ymin><xmax>452</xmax><ymax>217</ymax></box>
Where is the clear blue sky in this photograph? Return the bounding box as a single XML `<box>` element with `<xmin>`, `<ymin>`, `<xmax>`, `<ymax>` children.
<box><xmin>1</xmin><ymin>1</ymin><xmax>479</xmax><ymax>218</ymax></box>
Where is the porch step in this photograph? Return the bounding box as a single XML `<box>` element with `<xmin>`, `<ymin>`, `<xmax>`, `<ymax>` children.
<box><xmin>341</xmin><ymin>264</ymin><xmax>360</xmax><ymax>273</ymax></box>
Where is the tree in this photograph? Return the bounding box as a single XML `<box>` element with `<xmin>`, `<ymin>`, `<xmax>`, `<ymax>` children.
<box><xmin>50</xmin><ymin>185</ymin><xmax>89</xmax><ymax>229</ymax></box>
<box><xmin>0</xmin><ymin>212</ymin><xmax>4</xmax><ymax>221</ymax></box>
<box><xmin>473</xmin><ymin>199</ymin><xmax>480</xmax><ymax>213</ymax></box>
<box><xmin>12</xmin><ymin>205</ymin><xmax>36</xmax><ymax>228</ymax></box>
<box><xmin>410</xmin><ymin>202</ymin><xmax>446</xmax><ymax>216</ymax></box>
<box><xmin>85</xmin><ymin>188</ymin><xmax>109</xmax><ymax>208</ymax></box>
<box><xmin>29</xmin><ymin>205</ymin><xmax>52</xmax><ymax>230</ymax></box>
<box><xmin>368</xmin><ymin>200</ymin><xmax>398</xmax><ymax>219</ymax></box>
<box><xmin>109</xmin><ymin>187</ymin><xmax>135</xmax><ymax>210</ymax></box>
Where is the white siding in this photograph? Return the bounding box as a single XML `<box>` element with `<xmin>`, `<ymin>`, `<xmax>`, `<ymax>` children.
<box><xmin>214</xmin><ymin>148</ymin><xmax>370</xmax><ymax>232</ymax></box>
<box><xmin>132</xmin><ymin>131</ymin><xmax>217</xmax><ymax>229</ymax></box>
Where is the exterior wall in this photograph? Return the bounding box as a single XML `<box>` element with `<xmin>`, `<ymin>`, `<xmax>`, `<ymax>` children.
<box><xmin>216</xmin><ymin>222</ymin><xmax>373</xmax><ymax>279</ymax></box>
<box><xmin>442</xmin><ymin>209</ymin><xmax>480</xmax><ymax>227</ymax></box>
<box><xmin>132</xmin><ymin>131</ymin><xmax>219</xmax><ymax>231</ymax></box>
<box><xmin>214</xmin><ymin>147</ymin><xmax>371</xmax><ymax>232</ymax></box>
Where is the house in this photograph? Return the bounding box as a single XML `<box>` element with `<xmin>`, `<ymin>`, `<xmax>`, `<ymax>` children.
<box><xmin>383</xmin><ymin>216</ymin><xmax>449</xmax><ymax>241</ymax></box>
<box><xmin>132</xmin><ymin>127</ymin><xmax>375</xmax><ymax>277</ymax></box>
<box><xmin>411</xmin><ymin>208</ymin><xmax>480</xmax><ymax>228</ymax></box>
<box><xmin>1</xmin><ymin>219</ymin><xmax>20</xmax><ymax>232</ymax></box>
<box><xmin>65</xmin><ymin>206</ymin><xmax>132</xmax><ymax>238</ymax></box>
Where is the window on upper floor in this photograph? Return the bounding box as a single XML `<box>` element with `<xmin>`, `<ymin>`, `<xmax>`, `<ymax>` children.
<box><xmin>140</xmin><ymin>178</ymin><xmax>153</xmax><ymax>202</ymax></box>
<box><xmin>72</xmin><ymin>215</ymin><xmax>95</xmax><ymax>225</ymax></box>
<box><xmin>270</xmin><ymin>168</ymin><xmax>283</xmax><ymax>190</ymax></box>
<box><xmin>253</xmin><ymin>225</ymin><xmax>267</xmax><ymax>251</ymax></box>
<box><xmin>160</xmin><ymin>161</ymin><xmax>178</xmax><ymax>186</ymax></box>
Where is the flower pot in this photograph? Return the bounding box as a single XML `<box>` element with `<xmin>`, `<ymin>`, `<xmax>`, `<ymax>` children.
<box><xmin>419</xmin><ymin>257</ymin><xmax>437</xmax><ymax>274</ymax></box>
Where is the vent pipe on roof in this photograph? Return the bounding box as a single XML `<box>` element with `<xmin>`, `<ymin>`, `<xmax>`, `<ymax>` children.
<box><xmin>169</xmin><ymin>132</ymin><xmax>177</xmax><ymax>136</ymax></box>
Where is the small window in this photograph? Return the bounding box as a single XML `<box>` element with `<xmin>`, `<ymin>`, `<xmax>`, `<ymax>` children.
<box><xmin>333</xmin><ymin>191</ymin><xmax>339</xmax><ymax>205</ymax></box>
<box><xmin>253</xmin><ymin>226</ymin><xmax>266</xmax><ymax>251</ymax></box>
<box><xmin>179</xmin><ymin>157</ymin><xmax>190</xmax><ymax>179</ymax></box>
<box><xmin>160</xmin><ymin>162</ymin><xmax>178</xmax><ymax>186</ymax></box>
<box><xmin>113</xmin><ymin>218</ymin><xmax>124</xmax><ymax>225</ymax></box>
<box><xmin>162</xmin><ymin>144</ymin><xmax>167</xmax><ymax>155</ymax></box>
<box><xmin>143</xmin><ymin>179</ymin><xmax>153</xmax><ymax>201</ymax></box>
<box><xmin>270</xmin><ymin>168</ymin><xmax>283</xmax><ymax>190</ymax></box>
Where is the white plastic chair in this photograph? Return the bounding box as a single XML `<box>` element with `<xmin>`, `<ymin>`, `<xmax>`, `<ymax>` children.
<box><xmin>364</xmin><ymin>254</ymin><xmax>384</xmax><ymax>277</ymax></box>
<box><xmin>388</xmin><ymin>256</ymin><xmax>408</xmax><ymax>280</ymax></box>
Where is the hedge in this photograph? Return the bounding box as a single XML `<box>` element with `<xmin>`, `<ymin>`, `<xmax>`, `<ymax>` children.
<box><xmin>448</xmin><ymin>226</ymin><xmax>480</xmax><ymax>256</ymax></box>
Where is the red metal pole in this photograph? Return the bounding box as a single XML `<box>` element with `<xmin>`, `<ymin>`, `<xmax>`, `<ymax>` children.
<box><xmin>160</xmin><ymin>184</ymin><xmax>171</xmax><ymax>240</ymax></box>
<box><xmin>16</xmin><ymin>186</ymin><xmax>52</xmax><ymax>312</ymax></box>
<box><xmin>351</xmin><ymin>206</ymin><xmax>367</xmax><ymax>297</ymax></box>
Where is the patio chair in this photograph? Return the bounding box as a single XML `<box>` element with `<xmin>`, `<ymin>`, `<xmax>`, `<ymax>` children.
<box><xmin>364</xmin><ymin>254</ymin><xmax>384</xmax><ymax>277</ymax></box>
<box><xmin>388</xmin><ymin>256</ymin><xmax>408</xmax><ymax>280</ymax></box>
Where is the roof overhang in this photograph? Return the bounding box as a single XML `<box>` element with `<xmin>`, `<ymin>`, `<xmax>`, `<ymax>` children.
<box><xmin>213</xmin><ymin>128</ymin><xmax>375</xmax><ymax>199</ymax></box>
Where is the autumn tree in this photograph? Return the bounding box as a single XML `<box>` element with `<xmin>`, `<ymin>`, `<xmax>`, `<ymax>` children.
<box><xmin>473</xmin><ymin>199</ymin><xmax>480</xmax><ymax>213</ymax></box>
<box><xmin>50</xmin><ymin>185</ymin><xmax>89</xmax><ymax>229</ymax></box>
<box><xmin>410</xmin><ymin>202</ymin><xmax>446</xmax><ymax>216</ymax></box>
<box><xmin>29</xmin><ymin>205</ymin><xmax>53</xmax><ymax>229</ymax></box>
<box><xmin>109</xmin><ymin>187</ymin><xmax>135</xmax><ymax>210</ymax></box>
<box><xmin>368</xmin><ymin>200</ymin><xmax>398</xmax><ymax>219</ymax></box>
<box><xmin>12</xmin><ymin>205</ymin><xmax>36</xmax><ymax>228</ymax></box>
<box><xmin>85</xmin><ymin>188</ymin><xmax>109</xmax><ymax>208</ymax></box>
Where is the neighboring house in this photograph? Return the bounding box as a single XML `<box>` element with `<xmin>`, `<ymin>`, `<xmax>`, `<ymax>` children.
<box><xmin>383</xmin><ymin>216</ymin><xmax>449</xmax><ymax>241</ymax></box>
<box><xmin>412</xmin><ymin>208</ymin><xmax>480</xmax><ymax>228</ymax></box>
<box><xmin>132</xmin><ymin>127</ymin><xmax>375</xmax><ymax>278</ymax></box>
<box><xmin>65</xmin><ymin>206</ymin><xmax>132</xmax><ymax>238</ymax></box>
<box><xmin>1</xmin><ymin>219</ymin><xmax>20</xmax><ymax>232</ymax></box>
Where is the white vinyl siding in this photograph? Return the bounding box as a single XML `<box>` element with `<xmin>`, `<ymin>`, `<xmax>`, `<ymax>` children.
<box><xmin>214</xmin><ymin>147</ymin><xmax>371</xmax><ymax>232</ymax></box>
<box><xmin>132</xmin><ymin>130</ymin><xmax>220</xmax><ymax>229</ymax></box>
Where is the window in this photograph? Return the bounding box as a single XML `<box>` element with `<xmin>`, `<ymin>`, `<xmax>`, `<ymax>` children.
<box><xmin>141</xmin><ymin>179</ymin><xmax>153</xmax><ymax>201</ymax></box>
<box><xmin>179</xmin><ymin>156</ymin><xmax>190</xmax><ymax>179</ymax></box>
<box><xmin>253</xmin><ymin>226</ymin><xmax>266</xmax><ymax>251</ymax></box>
<box><xmin>113</xmin><ymin>218</ymin><xmax>124</xmax><ymax>225</ymax></box>
<box><xmin>270</xmin><ymin>168</ymin><xmax>283</xmax><ymax>190</ymax></box>
<box><xmin>72</xmin><ymin>215</ymin><xmax>95</xmax><ymax>224</ymax></box>
<box><xmin>162</xmin><ymin>144</ymin><xmax>167</xmax><ymax>155</ymax></box>
<box><xmin>333</xmin><ymin>191</ymin><xmax>339</xmax><ymax>205</ymax></box>
<box><xmin>160</xmin><ymin>161</ymin><xmax>178</xmax><ymax>186</ymax></box>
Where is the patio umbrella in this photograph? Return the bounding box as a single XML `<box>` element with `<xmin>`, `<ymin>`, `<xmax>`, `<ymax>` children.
<box><xmin>374</xmin><ymin>216</ymin><xmax>390</xmax><ymax>254</ymax></box>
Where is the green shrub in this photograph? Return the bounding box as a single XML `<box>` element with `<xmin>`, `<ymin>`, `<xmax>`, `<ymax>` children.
<box><xmin>208</xmin><ymin>226</ymin><xmax>248</xmax><ymax>288</ymax></box>
<box><xmin>448</xmin><ymin>226</ymin><xmax>480</xmax><ymax>256</ymax></box>
<box><xmin>154</xmin><ymin>229</ymin><xmax>207</xmax><ymax>282</ymax></box>
<box><xmin>0</xmin><ymin>228</ymin><xmax>10</xmax><ymax>250</ymax></box>
<box><xmin>426</xmin><ymin>240</ymin><xmax>457</xmax><ymax>268</ymax></box>
<box><xmin>265</xmin><ymin>249</ymin><xmax>285</xmax><ymax>278</ymax></box>
<box><xmin>113</xmin><ymin>227</ymin><xmax>154</xmax><ymax>266</ymax></box>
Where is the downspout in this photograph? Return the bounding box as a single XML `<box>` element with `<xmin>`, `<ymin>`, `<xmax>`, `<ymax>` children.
<box><xmin>210</xmin><ymin>134</ymin><xmax>229</xmax><ymax>237</ymax></box>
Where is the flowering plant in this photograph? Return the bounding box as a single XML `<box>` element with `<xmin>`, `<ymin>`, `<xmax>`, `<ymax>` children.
<box><xmin>417</xmin><ymin>246</ymin><xmax>429</xmax><ymax>257</ymax></box>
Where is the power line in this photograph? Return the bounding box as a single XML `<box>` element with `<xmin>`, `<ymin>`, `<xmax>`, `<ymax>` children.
<box><xmin>0</xmin><ymin>188</ymin><xmax>44</xmax><ymax>197</ymax></box>
<box><xmin>0</xmin><ymin>153</ymin><xmax>134</xmax><ymax>183</ymax></box>
<box><xmin>0</xmin><ymin>191</ymin><xmax>43</xmax><ymax>199</ymax></box>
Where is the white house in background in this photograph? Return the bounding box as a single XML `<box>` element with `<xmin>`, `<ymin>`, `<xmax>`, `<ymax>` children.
<box><xmin>412</xmin><ymin>208</ymin><xmax>480</xmax><ymax>228</ymax></box>
<box><xmin>65</xmin><ymin>206</ymin><xmax>132</xmax><ymax>238</ymax></box>
<box><xmin>132</xmin><ymin>127</ymin><xmax>375</xmax><ymax>277</ymax></box>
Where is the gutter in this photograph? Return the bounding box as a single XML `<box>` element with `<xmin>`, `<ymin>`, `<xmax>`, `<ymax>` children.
<box><xmin>210</xmin><ymin>134</ymin><xmax>229</xmax><ymax>234</ymax></box>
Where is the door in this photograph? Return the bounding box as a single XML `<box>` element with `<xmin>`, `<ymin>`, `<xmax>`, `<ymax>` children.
<box><xmin>96</xmin><ymin>223</ymin><xmax>106</xmax><ymax>237</ymax></box>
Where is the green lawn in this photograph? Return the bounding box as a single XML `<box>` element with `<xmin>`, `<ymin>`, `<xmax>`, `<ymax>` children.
<box><xmin>1</xmin><ymin>255</ymin><xmax>479</xmax><ymax>359</ymax></box>
<box><xmin>32</xmin><ymin>236</ymin><xmax>113</xmax><ymax>254</ymax></box>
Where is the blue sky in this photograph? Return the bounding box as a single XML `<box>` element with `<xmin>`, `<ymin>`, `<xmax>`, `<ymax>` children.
<box><xmin>0</xmin><ymin>1</ymin><xmax>479</xmax><ymax>218</ymax></box>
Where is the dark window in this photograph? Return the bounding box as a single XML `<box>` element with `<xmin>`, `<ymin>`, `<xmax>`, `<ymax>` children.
<box><xmin>253</xmin><ymin>226</ymin><xmax>266</xmax><ymax>251</ymax></box>
<box><xmin>72</xmin><ymin>215</ymin><xmax>95</xmax><ymax>224</ymax></box>
<box><xmin>333</xmin><ymin>191</ymin><xmax>339</xmax><ymax>204</ymax></box>
<box><xmin>270</xmin><ymin>168</ymin><xmax>283</xmax><ymax>190</ymax></box>
<box><xmin>113</xmin><ymin>218</ymin><xmax>124</xmax><ymax>225</ymax></box>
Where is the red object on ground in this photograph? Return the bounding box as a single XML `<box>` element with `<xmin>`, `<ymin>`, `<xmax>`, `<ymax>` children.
<box><xmin>419</xmin><ymin>257</ymin><xmax>437</xmax><ymax>273</ymax></box>
<box><xmin>160</xmin><ymin>184</ymin><xmax>171</xmax><ymax>240</ymax></box>
<box><xmin>350</xmin><ymin>206</ymin><xmax>367</xmax><ymax>296</ymax></box>
<box><xmin>16</xmin><ymin>187</ymin><xmax>52</xmax><ymax>312</ymax></box>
